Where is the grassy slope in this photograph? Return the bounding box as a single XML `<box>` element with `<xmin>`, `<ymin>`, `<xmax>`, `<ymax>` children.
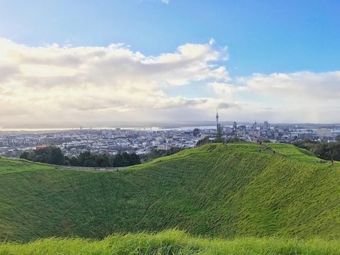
<box><xmin>0</xmin><ymin>143</ymin><xmax>339</xmax><ymax>243</ymax></box>
<box><xmin>1</xmin><ymin>230</ymin><xmax>340</xmax><ymax>255</ymax></box>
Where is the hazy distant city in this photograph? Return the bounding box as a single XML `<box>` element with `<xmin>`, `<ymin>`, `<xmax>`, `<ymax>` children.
<box><xmin>1</xmin><ymin>121</ymin><xmax>339</xmax><ymax>158</ymax></box>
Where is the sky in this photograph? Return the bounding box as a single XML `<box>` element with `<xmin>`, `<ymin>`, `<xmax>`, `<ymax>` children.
<box><xmin>0</xmin><ymin>0</ymin><xmax>339</xmax><ymax>128</ymax></box>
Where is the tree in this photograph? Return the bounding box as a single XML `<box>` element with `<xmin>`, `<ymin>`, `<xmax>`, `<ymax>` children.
<box><xmin>78</xmin><ymin>151</ymin><xmax>96</xmax><ymax>167</ymax></box>
<box><xmin>20</xmin><ymin>146</ymin><xmax>65</xmax><ymax>165</ymax></box>
<box><xmin>69</xmin><ymin>156</ymin><xmax>80</xmax><ymax>166</ymax></box>
<box><xmin>95</xmin><ymin>154</ymin><xmax>110</xmax><ymax>167</ymax></box>
<box><xmin>20</xmin><ymin>150</ymin><xmax>35</xmax><ymax>161</ymax></box>
<box><xmin>47</xmin><ymin>147</ymin><xmax>65</xmax><ymax>165</ymax></box>
<box><xmin>127</xmin><ymin>153</ymin><xmax>141</xmax><ymax>165</ymax></box>
<box><xmin>113</xmin><ymin>153</ymin><xmax>125</xmax><ymax>167</ymax></box>
<box><xmin>20</xmin><ymin>147</ymin><xmax>141</xmax><ymax>168</ymax></box>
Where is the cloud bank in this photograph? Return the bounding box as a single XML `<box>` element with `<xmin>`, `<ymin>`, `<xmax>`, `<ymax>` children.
<box><xmin>0</xmin><ymin>38</ymin><xmax>339</xmax><ymax>128</ymax></box>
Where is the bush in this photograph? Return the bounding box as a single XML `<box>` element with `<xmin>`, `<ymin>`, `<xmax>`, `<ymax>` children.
<box><xmin>20</xmin><ymin>146</ymin><xmax>64</xmax><ymax>165</ymax></box>
<box><xmin>294</xmin><ymin>141</ymin><xmax>340</xmax><ymax>161</ymax></box>
<box><xmin>20</xmin><ymin>146</ymin><xmax>141</xmax><ymax>167</ymax></box>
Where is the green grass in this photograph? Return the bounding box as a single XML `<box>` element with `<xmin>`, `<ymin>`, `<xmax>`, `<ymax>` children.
<box><xmin>1</xmin><ymin>230</ymin><xmax>339</xmax><ymax>255</ymax></box>
<box><xmin>0</xmin><ymin>143</ymin><xmax>339</xmax><ymax>249</ymax></box>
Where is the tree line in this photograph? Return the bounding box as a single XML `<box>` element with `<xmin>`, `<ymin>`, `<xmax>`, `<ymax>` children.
<box><xmin>20</xmin><ymin>146</ymin><xmax>141</xmax><ymax>167</ymax></box>
<box><xmin>141</xmin><ymin>147</ymin><xmax>182</xmax><ymax>161</ymax></box>
<box><xmin>294</xmin><ymin>140</ymin><xmax>340</xmax><ymax>162</ymax></box>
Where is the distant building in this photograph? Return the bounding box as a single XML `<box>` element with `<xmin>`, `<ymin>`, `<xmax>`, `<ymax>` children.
<box><xmin>216</xmin><ymin>111</ymin><xmax>222</xmax><ymax>141</ymax></box>
<box><xmin>193</xmin><ymin>128</ymin><xmax>200</xmax><ymax>137</ymax></box>
<box><xmin>263</xmin><ymin>121</ymin><xmax>270</xmax><ymax>130</ymax></box>
<box><xmin>233</xmin><ymin>121</ymin><xmax>237</xmax><ymax>131</ymax></box>
<box><xmin>252</xmin><ymin>121</ymin><xmax>258</xmax><ymax>131</ymax></box>
<box><xmin>316</xmin><ymin>128</ymin><xmax>332</xmax><ymax>138</ymax></box>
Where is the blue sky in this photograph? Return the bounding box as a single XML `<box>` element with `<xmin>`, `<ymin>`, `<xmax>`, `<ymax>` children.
<box><xmin>0</xmin><ymin>0</ymin><xmax>339</xmax><ymax>127</ymax></box>
<box><xmin>1</xmin><ymin>0</ymin><xmax>339</xmax><ymax>75</ymax></box>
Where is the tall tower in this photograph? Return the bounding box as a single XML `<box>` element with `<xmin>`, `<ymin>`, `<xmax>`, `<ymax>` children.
<box><xmin>216</xmin><ymin>110</ymin><xmax>222</xmax><ymax>142</ymax></box>
<box><xmin>216</xmin><ymin>110</ymin><xmax>219</xmax><ymax>129</ymax></box>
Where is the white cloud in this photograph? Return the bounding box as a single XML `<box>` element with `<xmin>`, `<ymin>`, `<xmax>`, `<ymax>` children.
<box><xmin>0</xmin><ymin>38</ymin><xmax>230</xmax><ymax>128</ymax></box>
<box><xmin>161</xmin><ymin>0</ymin><xmax>170</xmax><ymax>4</ymax></box>
<box><xmin>0</xmin><ymin>37</ymin><xmax>339</xmax><ymax>128</ymax></box>
<box><xmin>209</xmin><ymin>82</ymin><xmax>235</xmax><ymax>100</ymax></box>
<box><xmin>241</xmin><ymin>71</ymin><xmax>340</xmax><ymax>99</ymax></box>
<box><xmin>210</xmin><ymin>71</ymin><xmax>340</xmax><ymax>123</ymax></box>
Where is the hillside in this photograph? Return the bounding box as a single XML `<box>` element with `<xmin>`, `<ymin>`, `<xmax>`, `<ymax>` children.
<box><xmin>1</xmin><ymin>230</ymin><xmax>340</xmax><ymax>255</ymax></box>
<box><xmin>0</xmin><ymin>143</ymin><xmax>339</xmax><ymax>243</ymax></box>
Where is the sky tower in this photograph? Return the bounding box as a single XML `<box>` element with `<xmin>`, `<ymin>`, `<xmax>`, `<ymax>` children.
<box><xmin>216</xmin><ymin>110</ymin><xmax>219</xmax><ymax>128</ymax></box>
<box><xmin>216</xmin><ymin>109</ymin><xmax>222</xmax><ymax>141</ymax></box>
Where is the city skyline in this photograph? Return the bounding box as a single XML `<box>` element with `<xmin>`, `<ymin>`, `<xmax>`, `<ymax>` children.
<box><xmin>0</xmin><ymin>0</ymin><xmax>339</xmax><ymax>128</ymax></box>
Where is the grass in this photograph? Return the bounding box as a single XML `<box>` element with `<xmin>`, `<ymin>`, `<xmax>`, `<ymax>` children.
<box><xmin>0</xmin><ymin>143</ymin><xmax>339</xmax><ymax>249</ymax></box>
<box><xmin>1</xmin><ymin>230</ymin><xmax>340</xmax><ymax>255</ymax></box>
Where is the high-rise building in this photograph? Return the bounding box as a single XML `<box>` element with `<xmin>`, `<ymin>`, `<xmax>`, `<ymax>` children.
<box><xmin>216</xmin><ymin>111</ymin><xmax>219</xmax><ymax>127</ymax></box>
<box><xmin>233</xmin><ymin>121</ymin><xmax>237</xmax><ymax>131</ymax></box>
<box><xmin>263</xmin><ymin>121</ymin><xmax>270</xmax><ymax>130</ymax></box>
<box><xmin>216</xmin><ymin>110</ymin><xmax>222</xmax><ymax>141</ymax></box>
<box><xmin>252</xmin><ymin>121</ymin><xmax>258</xmax><ymax>131</ymax></box>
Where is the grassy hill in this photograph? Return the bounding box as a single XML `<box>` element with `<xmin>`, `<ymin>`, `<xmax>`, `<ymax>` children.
<box><xmin>0</xmin><ymin>143</ymin><xmax>339</xmax><ymax>244</ymax></box>
<box><xmin>1</xmin><ymin>230</ymin><xmax>340</xmax><ymax>255</ymax></box>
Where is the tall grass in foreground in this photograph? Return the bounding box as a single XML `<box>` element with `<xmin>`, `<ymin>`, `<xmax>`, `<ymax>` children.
<box><xmin>0</xmin><ymin>230</ymin><xmax>339</xmax><ymax>255</ymax></box>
